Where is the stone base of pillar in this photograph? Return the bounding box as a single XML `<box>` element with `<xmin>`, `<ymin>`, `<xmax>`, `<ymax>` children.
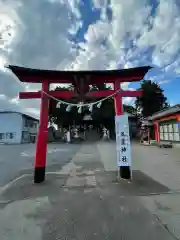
<box><xmin>119</xmin><ymin>166</ymin><xmax>131</xmax><ymax>180</ymax></box>
<box><xmin>34</xmin><ymin>166</ymin><xmax>45</xmax><ymax>183</ymax></box>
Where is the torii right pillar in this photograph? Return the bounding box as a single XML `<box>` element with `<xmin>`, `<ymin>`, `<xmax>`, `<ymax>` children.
<box><xmin>114</xmin><ymin>81</ymin><xmax>143</xmax><ymax>180</ymax></box>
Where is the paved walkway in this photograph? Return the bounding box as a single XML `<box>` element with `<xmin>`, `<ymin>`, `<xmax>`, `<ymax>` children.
<box><xmin>0</xmin><ymin>143</ymin><xmax>81</xmax><ymax>187</ymax></box>
<box><xmin>98</xmin><ymin>141</ymin><xmax>180</xmax><ymax>239</ymax></box>
<box><xmin>98</xmin><ymin>141</ymin><xmax>180</xmax><ymax>190</ymax></box>
<box><xmin>0</xmin><ymin>141</ymin><xmax>180</xmax><ymax>239</ymax></box>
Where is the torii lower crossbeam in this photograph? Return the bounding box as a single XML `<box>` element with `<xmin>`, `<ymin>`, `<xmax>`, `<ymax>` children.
<box><xmin>19</xmin><ymin>89</ymin><xmax>143</xmax><ymax>99</ymax></box>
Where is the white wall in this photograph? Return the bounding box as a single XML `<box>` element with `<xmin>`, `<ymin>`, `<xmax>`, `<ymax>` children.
<box><xmin>0</xmin><ymin>112</ymin><xmax>22</xmax><ymax>144</ymax></box>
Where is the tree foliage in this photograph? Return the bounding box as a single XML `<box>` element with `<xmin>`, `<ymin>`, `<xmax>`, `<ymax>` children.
<box><xmin>123</xmin><ymin>104</ymin><xmax>136</xmax><ymax>114</ymax></box>
<box><xmin>135</xmin><ymin>80</ymin><xmax>169</xmax><ymax>117</ymax></box>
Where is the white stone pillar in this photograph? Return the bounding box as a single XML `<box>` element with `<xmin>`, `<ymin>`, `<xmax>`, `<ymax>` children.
<box><xmin>66</xmin><ymin>131</ymin><xmax>71</xmax><ymax>143</ymax></box>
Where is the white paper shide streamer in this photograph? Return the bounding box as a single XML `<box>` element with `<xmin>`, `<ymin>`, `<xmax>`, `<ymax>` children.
<box><xmin>43</xmin><ymin>88</ymin><xmax>121</xmax><ymax>114</ymax></box>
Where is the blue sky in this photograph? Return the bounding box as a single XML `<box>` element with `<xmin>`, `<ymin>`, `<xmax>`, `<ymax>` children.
<box><xmin>74</xmin><ymin>0</ymin><xmax>180</xmax><ymax>105</ymax></box>
<box><xmin>0</xmin><ymin>0</ymin><xmax>180</xmax><ymax>117</ymax></box>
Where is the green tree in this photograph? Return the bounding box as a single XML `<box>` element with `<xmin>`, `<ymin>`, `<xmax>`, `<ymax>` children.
<box><xmin>135</xmin><ymin>80</ymin><xmax>169</xmax><ymax>117</ymax></box>
<box><xmin>123</xmin><ymin>104</ymin><xmax>136</xmax><ymax>114</ymax></box>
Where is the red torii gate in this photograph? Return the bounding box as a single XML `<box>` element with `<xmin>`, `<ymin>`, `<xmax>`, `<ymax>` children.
<box><xmin>7</xmin><ymin>65</ymin><xmax>151</xmax><ymax>183</ymax></box>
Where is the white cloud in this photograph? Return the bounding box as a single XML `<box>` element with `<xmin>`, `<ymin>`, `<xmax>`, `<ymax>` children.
<box><xmin>158</xmin><ymin>79</ymin><xmax>171</xmax><ymax>85</ymax></box>
<box><xmin>68</xmin><ymin>20</ymin><xmax>82</xmax><ymax>35</ymax></box>
<box><xmin>63</xmin><ymin>0</ymin><xmax>81</xmax><ymax>19</ymax></box>
<box><xmin>84</xmin><ymin>21</ymin><xmax>110</xmax><ymax>44</ymax></box>
<box><xmin>137</xmin><ymin>0</ymin><xmax>180</xmax><ymax>67</ymax></box>
<box><xmin>0</xmin><ymin>0</ymin><xmax>80</xmax><ymax>117</ymax></box>
<box><xmin>69</xmin><ymin>0</ymin><xmax>180</xmax><ymax>79</ymax></box>
<box><xmin>175</xmin><ymin>68</ymin><xmax>180</xmax><ymax>74</ymax></box>
<box><xmin>0</xmin><ymin>0</ymin><xmax>180</xmax><ymax>117</ymax></box>
<box><xmin>92</xmin><ymin>0</ymin><xmax>108</xmax><ymax>8</ymax></box>
<box><xmin>165</xmin><ymin>58</ymin><xmax>180</xmax><ymax>74</ymax></box>
<box><xmin>8</xmin><ymin>1</ymin><xmax>77</xmax><ymax>69</ymax></box>
<box><xmin>68</xmin><ymin>0</ymin><xmax>153</xmax><ymax>73</ymax></box>
<box><xmin>109</xmin><ymin>0</ymin><xmax>152</xmax><ymax>48</ymax></box>
<box><xmin>0</xmin><ymin>55</ymin><xmax>7</xmax><ymax>71</ymax></box>
<box><xmin>92</xmin><ymin>0</ymin><xmax>109</xmax><ymax>20</ymax></box>
<box><xmin>47</xmin><ymin>0</ymin><xmax>81</xmax><ymax>19</ymax></box>
<box><xmin>123</xmin><ymin>97</ymin><xmax>133</xmax><ymax>105</ymax></box>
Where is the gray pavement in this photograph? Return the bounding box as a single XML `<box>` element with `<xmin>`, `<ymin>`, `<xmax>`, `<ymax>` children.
<box><xmin>0</xmin><ymin>143</ymin><xmax>81</xmax><ymax>187</ymax></box>
<box><xmin>0</xmin><ymin>141</ymin><xmax>180</xmax><ymax>239</ymax></box>
<box><xmin>98</xmin><ymin>141</ymin><xmax>180</xmax><ymax>190</ymax></box>
<box><xmin>98</xmin><ymin>141</ymin><xmax>180</xmax><ymax>239</ymax></box>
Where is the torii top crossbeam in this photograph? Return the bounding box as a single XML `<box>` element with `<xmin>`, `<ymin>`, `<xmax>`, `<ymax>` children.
<box><xmin>8</xmin><ymin>65</ymin><xmax>152</xmax><ymax>84</ymax></box>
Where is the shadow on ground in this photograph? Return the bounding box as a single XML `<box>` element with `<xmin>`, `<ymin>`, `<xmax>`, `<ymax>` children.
<box><xmin>0</xmin><ymin>169</ymin><xmax>173</xmax><ymax>240</ymax></box>
<box><xmin>0</xmin><ymin>170</ymin><xmax>171</xmax><ymax>207</ymax></box>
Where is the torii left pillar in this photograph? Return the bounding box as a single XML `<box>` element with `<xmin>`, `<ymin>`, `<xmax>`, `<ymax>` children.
<box><xmin>34</xmin><ymin>80</ymin><xmax>49</xmax><ymax>183</ymax></box>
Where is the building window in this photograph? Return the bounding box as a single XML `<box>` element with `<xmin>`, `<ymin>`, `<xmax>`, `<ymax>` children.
<box><xmin>24</xmin><ymin>119</ymin><xmax>28</xmax><ymax>127</ymax></box>
<box><xmin>28</xmin><ymin>119</ymin><xmax>32</xmax><ymax>127</ymax></box>
<box><xmin>160</xmin><ymin>122</ymin><xmax>180</xmax><ymax>141</ymax></box>
<box><xmin>173</xmin><ymin>123</ymin><xmax>180</xmax><ymax>141</ymax></box>
<box><xmin>10</xmin><ymin>133</ymin><xmax>15</xmax><ymax>139</ymax></box>
<box><xmin>5</xmin><ymin>132</ymin><xmax>15</xmax><ymax>139</ymax></box>
<box><xmin>0</xmin><ymin>133</ymin><xmax>5</xmax><ymax>140</ymax></box>
<box><xmin>24</xmin><ymin>118</ymin><xmax>35</xmax><ymax>128</ymax></box>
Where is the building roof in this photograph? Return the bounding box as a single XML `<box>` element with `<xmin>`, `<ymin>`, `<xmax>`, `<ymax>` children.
<box><xmin>0</xmin><ymin>111</ymin><xmax>39</xmax><ymax>121</ymax></box>
<box><xmin>7</xmin><ymin>65</ymin><xmax>152</xmax><ymax>84</ymax></box>
<box><xmin>149</xmin><ymin>104</ymin><xmax>180</xmax><ymax>120</ymax></box>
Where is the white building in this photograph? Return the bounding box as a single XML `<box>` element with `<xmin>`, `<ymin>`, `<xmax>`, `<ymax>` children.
<box><xmin>0</xmin><ymin>111</ymin><xmax>39</xmax><ymax>144</ymax></box>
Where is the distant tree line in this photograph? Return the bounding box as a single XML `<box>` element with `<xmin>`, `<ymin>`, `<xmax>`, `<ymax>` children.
<box><xmin>49</xmin><ymin>80</ymin><xmax>169</xmax><ymax>128</ymax></box>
